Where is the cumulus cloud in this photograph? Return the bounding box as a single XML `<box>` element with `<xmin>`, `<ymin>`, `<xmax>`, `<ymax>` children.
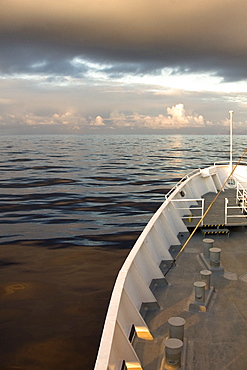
<box><xmin>108</xmin><ymin>104</ymin><xmax>208</xmax><ymax>129</ymax></box>
<box><xmin>1</xmin><ymin>68</ymin><xmax>246</xmax><ymax>135</ymax></box>
<box><xmin>167</xmin><ymin>104</ymin><xmax>205</xmax><ymax>126</ymax></box>
<box><xmin>0</xmin><ymin>110</ymin><xmax>88</xmax><ymax>131</ymax></box>
<box><xmin>109</xmin><ymin>111</ymin><xmax>129</xmax><ymax>126</ymax></box>
<box><xmin>1</xmin><ymin>103</ymin><xmax>246</xmax><ymax>134</ymax></box>
<box><xmin>90</xmin><ymin>115</ymin><xmax>105</xmax><ymax>126</ymax></box>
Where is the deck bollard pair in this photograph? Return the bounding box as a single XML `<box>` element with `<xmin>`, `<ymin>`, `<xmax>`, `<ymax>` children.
<box><xmin>190</xmin><ymin>264</ymin><xmax>216</xmax><ymax>312</ymax></box>
<box><xmin>203</xmin><ymin>238</ymin><xmax>214</xmax><ymax>258</ymax></box>
<box><xmin>202</xmin><ymin>238</ymin><xmax>222</xmax><ymax>270</ymax></box>
<box><xmin>164</xmin><ymin>317</ymin><xmax>185</xmax><ymax>368</ymax></box>
<box><xmin>194</xmin><ymin>270</ymin><xmax>212</xmax><ymax>304</ymax></box>
<box><xmin>200</xmin><ymin>269</ymin><xmax>212</xmax><ymax>290</ymax></box>
<box><xmin>194</xmin><ymin>281</ymin><xmax>206</xmax><ymax>303</ymax></box>
<box><xmin>209</xmin><ymin>247</ymin><xmax>221</xmax><ymax>267</ymax></box>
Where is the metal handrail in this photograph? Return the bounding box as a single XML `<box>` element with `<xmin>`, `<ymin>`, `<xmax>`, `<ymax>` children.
<box><xmin>172</xmin><ymin>198</ymin><xmax>205</xmax><ymax>226</ymax></box>
<box><xmin>170</xmin><ymin>149</ymin><xmax>247</xmax><ymax>269</ymax></box>
<box><xmin>164</xmin><ymin>168</ymin><xmax>201</xmax><ymax>200</ymax></box>
<box><xmin>214</xmin><ymin>160</ymin><xmax>247</xmax><ymax>166</ymax></box>
<box><xmin>165</xmin><ymin>160</ymin><xmax>247</xmax><ymax>201</ymax></box>
<box><xmin>236</xmin><ymin>182</ymin><xmax>247</xmax><ymax>213</ymax></box>
<box><xmin>224</xmin><ymin>180</ymin><xmax>247</xmax><ymax>223</ymax></box>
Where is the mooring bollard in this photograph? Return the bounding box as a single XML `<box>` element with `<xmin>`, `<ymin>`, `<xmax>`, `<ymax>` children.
<box><xmin>203</xmin><ymin>238</ymin><xmax>214</xmax><ymax>258</ymax></box>
<box><xmin>200</xmin><ymin>270</ymin><xmax>212</xmax><ymax>290</ymax></box>
<box><xmin>168</xmin><ymin>317</ymin><xmax>186</xmax><ymax>341</ymax></box>
<box><xmin>164</xmin><ymin>338</ymin><xmax>183</xmax><ymax>368</ymax></box>
<box><xmin>194</xmin><ymin>281</ymin><xmax>206</xmax><ymax>303</ymax></box>
<box><xmin>209</xmin><ymin>247</ymin><xmax>221</xmax><ymax>267</ymax></box>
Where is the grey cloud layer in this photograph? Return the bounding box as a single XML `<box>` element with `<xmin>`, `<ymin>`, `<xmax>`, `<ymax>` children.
<box><xmin>1</xmin><ymin>0</ymin><xmax>247</xmax><ymax>80</ymax></box>
<box><xmin>1</xmin><ymin>75</ymin><xmax>246</xmax><ymax>134</ymax></box>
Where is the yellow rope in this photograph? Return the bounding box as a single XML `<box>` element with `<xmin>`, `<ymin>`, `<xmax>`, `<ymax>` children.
<box><xmin>164</xmin><ymin>148</ymin><xmax>247</xmax><ymax>275</ymax></box>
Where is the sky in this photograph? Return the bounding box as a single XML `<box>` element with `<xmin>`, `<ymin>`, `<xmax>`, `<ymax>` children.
<box><xmin>1</xmin><ymin>0</ymin><xmax>247</xmax><ymax>135</ymax></box>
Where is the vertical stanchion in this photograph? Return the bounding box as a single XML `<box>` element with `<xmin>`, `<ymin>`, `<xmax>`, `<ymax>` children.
<box><xmin>229</xmin><ymin>110</ymin><xmax>234</xmax><ymax>172</ymax></box>
<box><xmin>225</xmin><ymin>198</ymin><xmax>228</xmax><ymax>225</ymax></box>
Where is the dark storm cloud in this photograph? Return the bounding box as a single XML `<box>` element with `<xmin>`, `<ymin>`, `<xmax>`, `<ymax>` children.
<box><xmin>1</xmin><ymin>1</ymin><xmax>247</xmax><ymax>81</ymax></box>
<box><xmin>0</xmin><ymin>39</ymin><xmax>88</xmax><ymax>77</ymax></box>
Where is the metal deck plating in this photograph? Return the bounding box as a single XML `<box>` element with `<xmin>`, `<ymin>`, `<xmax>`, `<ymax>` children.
<box><xmin>133</xmin><ymin>226</ymin><xmax>247</xmax><ymax>369</ymax></box>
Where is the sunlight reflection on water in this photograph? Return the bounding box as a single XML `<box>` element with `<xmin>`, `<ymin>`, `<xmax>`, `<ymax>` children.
<box><xmin>0</xmin><ymin>134</ymin><xmax>246</xmax><ymax>246</ymax></box>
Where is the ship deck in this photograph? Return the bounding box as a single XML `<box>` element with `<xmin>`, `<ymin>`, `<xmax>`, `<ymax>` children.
<box><xmin>185</xmin><ymin>188</ymin><xmax>247</xmax><ymax>228</ymax></box>
<box><xmin>133</xmin><ymin>191</ymin><xmax>247</xmax><ymax>369</ymax></box>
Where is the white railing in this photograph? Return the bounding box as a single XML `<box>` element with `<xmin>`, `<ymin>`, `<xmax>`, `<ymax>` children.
<box><xmin>171</xmin><ymin>198</ymin><xmax>205</xmax><ymax>226</ymax></box>
<box><xmin>224</xmin><ymin>181</ymin><xmax>247</xmax><ymax>224</ymax></box>
<box><xmin>164</xmin><ymin>161</ymin><xmax>247</xmax><ymax>201</ymax></box>
<box><xmin>237</xmin><ymin>182</ymin><xmax>247</xmax><ymax>213</ymax></box>
<box><xmin>165</xmin><ymin>167</ymin><xmax>208</xmax><ymax>200</ymax></box>
<box><xmin>214</xmin><ymin>160</ymin><xmax>247</xmax><ymax>166</ymax></box>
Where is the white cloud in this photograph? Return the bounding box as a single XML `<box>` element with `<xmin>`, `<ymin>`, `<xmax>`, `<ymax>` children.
<box><xmin>166</xmin><ymin>104</ymin><xmax>205</xmax><ymax>126</ymax></box>
<box><xmin>107</xmin><ymin>104</ymin><xmax>208</xmax><ymax>129</ymax></box>
<box><xmin>90</xmin><ymin>115</ymin><xmax>105</xmax><ymax>126</ymax></box>
<box><xmin>167</xmin><ymin>104</ymin><xmax>189</xmax><ymax>124</ymax></box>
<box><xmin>0</xmin><ymin>110</ymin><xmax>88</xmax><ymax>129</ymax></box>
<box><xmin>109</xmin><ymin>111</ymin><xmax>128</xmax><ymax>126</ymax></box>
<box><xmin>52</xmin><ymin>111</ymin><xmax>74</xmax><ymax>125</ymax></box>
<box><xmin>0</xmin><ymin>103</ymin><xmax>245</xmax><ymax>134</ymax></box>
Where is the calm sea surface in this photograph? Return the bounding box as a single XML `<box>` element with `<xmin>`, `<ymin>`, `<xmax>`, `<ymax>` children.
<box><xmin>1</xmin><ymin>134</ymin><xmax>246</xmax><ymax>245</ymax></box>
<box><xmin>0</xmin><ymin>134</ymin><xmax>246</xmax><ymax>369</ymax></box>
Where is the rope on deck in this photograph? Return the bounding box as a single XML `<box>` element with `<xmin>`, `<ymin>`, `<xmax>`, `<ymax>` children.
<box><xmin>164</xmin><ymin>148</ymin><xmax>247</xmax><ymax>277</ymax></box>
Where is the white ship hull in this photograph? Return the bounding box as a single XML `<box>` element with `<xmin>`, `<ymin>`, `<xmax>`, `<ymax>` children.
<box><xmin>94</xmin><ymin>162</ymin><xmax>247</xmax><ymax>370</ymax></box>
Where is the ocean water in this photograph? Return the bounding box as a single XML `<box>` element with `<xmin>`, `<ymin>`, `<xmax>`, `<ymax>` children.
<box><xmin>1</xmin><ymin>134</ymin><xmax>246</xmax><ymax>246</ymax></box>
<box><xmin>0</xmin><ymin>134</ymin><xmax>246</xmax><ymax>369</ymax></box>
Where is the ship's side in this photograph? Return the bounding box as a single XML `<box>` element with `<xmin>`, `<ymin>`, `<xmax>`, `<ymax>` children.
<box><xmin>94</xmin><ymin>163</ymin><xmax>247</xmax><ymax>370</ymax></box>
